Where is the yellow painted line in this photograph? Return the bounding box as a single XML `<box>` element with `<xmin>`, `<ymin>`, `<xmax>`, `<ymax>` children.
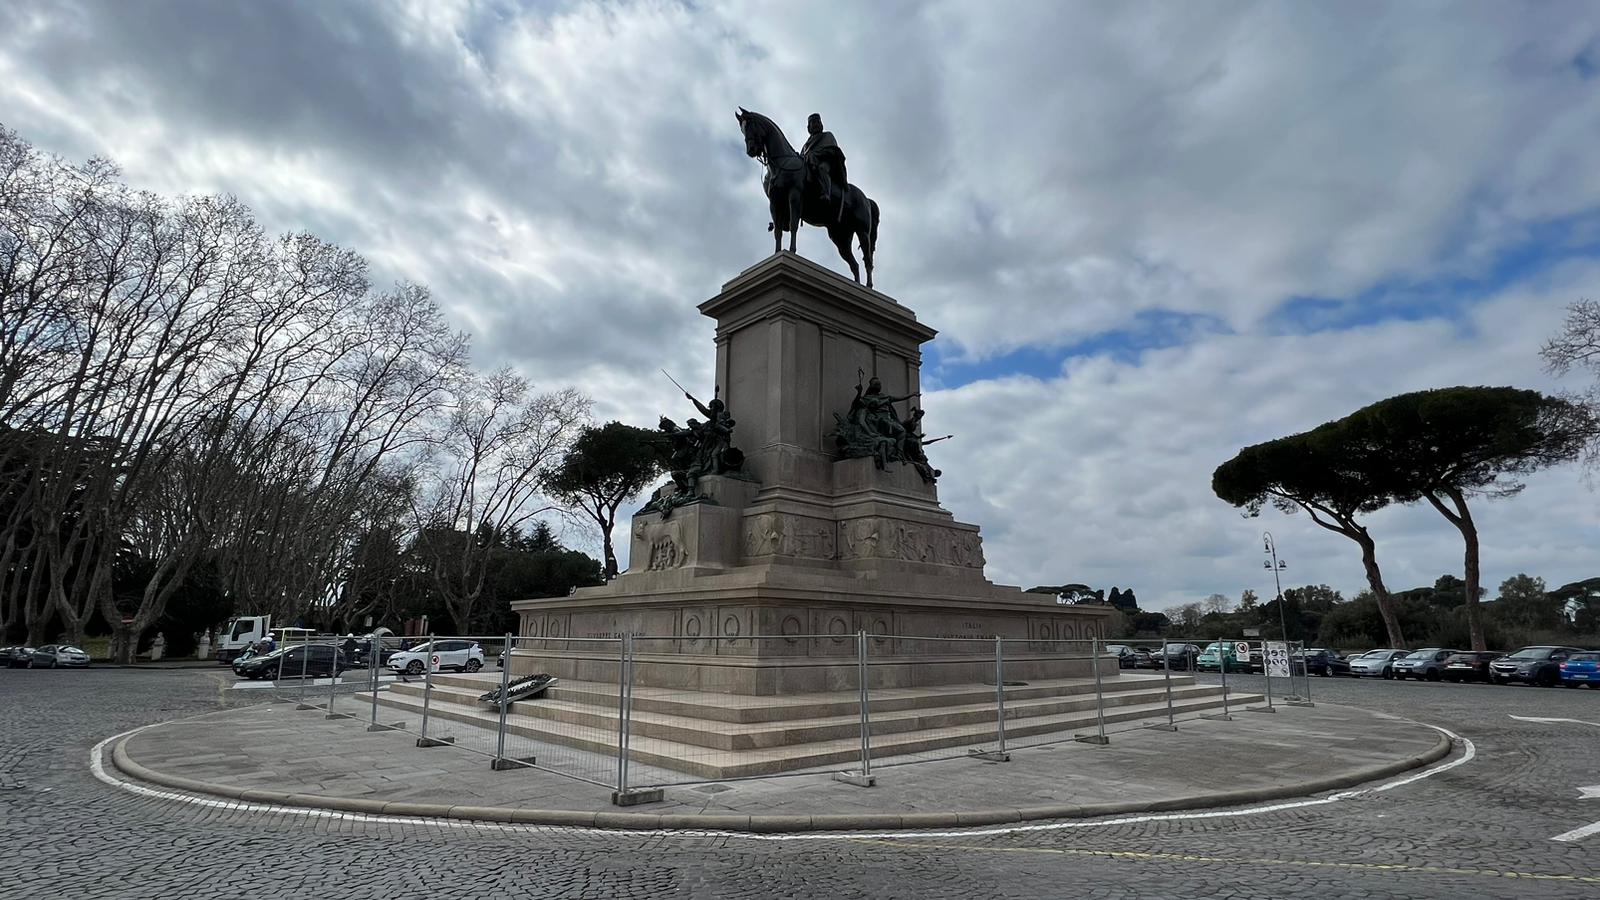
<box><xmin>851</xmin><ymin>840</ymin><xmax>1600</xmax><ymax>883</ymax></box>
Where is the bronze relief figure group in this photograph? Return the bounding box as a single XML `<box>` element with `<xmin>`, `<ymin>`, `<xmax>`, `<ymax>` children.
<box><xmin>831</xmin><ymin>376</ymin><xmax>943</xmax><ymax>484</ymax></box>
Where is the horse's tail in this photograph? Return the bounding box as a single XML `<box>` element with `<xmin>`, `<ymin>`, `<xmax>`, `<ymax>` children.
<box><xmin>868</xmin><ymin>199</ymin><xmax>880</xmax><ymax>254</ymax></box>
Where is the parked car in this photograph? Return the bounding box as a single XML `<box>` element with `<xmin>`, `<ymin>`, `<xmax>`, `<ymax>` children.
<box><xmin>1560</xmin><ymin>651</ymin><xmax>1600</xmax><ymax>688</ymax></box>
<box><xmin>1392</xmin><ymin>648</ymin><xmax>1456</xmax><ymax>681</ymax></box>
<box><xmin>30</xmin><ymin>645</ymin><xmax>91</xmax><ymax>668</ymax></box>
<box><xmin>1442</xmin><ymin>650</ymin><xmax>1503</xmax><ymax>683</ymax></box>
<box><xmin>1103</xmin><ymin>644</ymin><xmax>1140</xmax><ymax>669</ymax></box>
<box><xmin>234</xmin><ymin>645</ymin><xmax>346</xmax><ymax>680</ymax></box>
<box><xmin>1349</xmin><ymin>649</ymin><xmax>1408</xmax><ymax>679</ymax></box>
<box><xmin>1196</xmin><ymin>641</ymin><xmax>1250</xmax><ymax>673</ymax></box>
<box><xmin>1490</xmin><ymin>646</ymin><xmax>1585</xmax><ymax>686</ymax></box>
<box><xmin>1128</xmin><ymin>648</ymin><xmax>1157</xmax><ymax>669</ymax></box>
<box><xmin>1295</xmin><ymin>648</ymin><xmax>1350</xmax><ymax>677</ymax></box>
<box><xmin>387</xmin><ymin>639</ymin><xmax>485</xmax><ymax>676</ymax></box>
<box><xmin>1152</xmin><ymin>643</ymin><xmax>1202</xmax><ymax>670</ymax></box>
<box><xmin>1</xmin><ymin>646</ymin><xmax>34</xmax><ymax>668</ymax></box>
<box><xmin>351</xmin><ymin>635</ymin><xmax>405</xmax><ymax>669</ymax></box>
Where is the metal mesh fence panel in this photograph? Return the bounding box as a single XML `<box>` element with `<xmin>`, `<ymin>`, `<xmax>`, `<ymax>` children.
<box><xmin>987</xmin><ymin>638</ymin><xmax>1119</xmax><ymax>750</ymax></box>
<box><xmin>254</xmin><ymin>628</ymin><xmax>1302</xmax><ymax>793</ymax></box>
<box><xmin>623</xmin><ymin>633</ymin><xmax>865</xmax><ymax>788</ymax></box>
<box><xmin>859</xmin><ymin>635</ymin><xmax>1006</xmax><ymax>769</ymax></box>
<box><xmin>487</xmin><ymin>635</ymin><xmax>624</xmax><ymax>786</ymax></box>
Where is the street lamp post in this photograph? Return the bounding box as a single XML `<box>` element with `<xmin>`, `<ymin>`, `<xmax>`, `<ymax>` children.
<box><xmin>1262</xmin><ymin>532</ymin><xmax>1289</xmax><ymax>641</ymax></box>
<box><xmin>1262</xmin><ymin>531</ymin><xmax>1308</xmax><ymax>704</ymax></box>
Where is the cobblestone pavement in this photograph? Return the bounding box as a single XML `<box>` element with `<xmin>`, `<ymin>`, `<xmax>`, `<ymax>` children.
<box><xmin>2</xmin><ymin>667</ymin><xmax>1597</xmax><ymax>899</ymax></box>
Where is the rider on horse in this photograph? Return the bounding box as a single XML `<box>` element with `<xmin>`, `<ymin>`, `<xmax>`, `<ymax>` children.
<box><xmin>801</xmin><ymin>113</ymin><xmax>848</xmax><ymax>222</ymax></box>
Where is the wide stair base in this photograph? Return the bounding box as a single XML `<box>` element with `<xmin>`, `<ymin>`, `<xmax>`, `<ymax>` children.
<box><xmin>356</xmin><ymin>673</ymin><xmax>1259</xmax><ymax>780</ymax></box>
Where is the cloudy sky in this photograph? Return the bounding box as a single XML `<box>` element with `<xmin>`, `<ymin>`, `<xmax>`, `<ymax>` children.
<box><xmin>5</xmin><ymin>0</ymin><xmax>1599</xmax><ymax>613</ymax></box>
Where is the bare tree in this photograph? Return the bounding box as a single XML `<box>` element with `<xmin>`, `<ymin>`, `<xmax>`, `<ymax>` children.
<box><xmin>1543</xmin><ymin>298</ymin><xmax>1600</xmax><ymax>470</ymax></box>
<box><xmin>412</xmin><ymin>369</ymin><xmax>589</xmax><ymax>633</ymax></box>
<box><xmin>0</xmin><ymin>128</ymin><xmax>471</xmax><ymax>658</ymax></box>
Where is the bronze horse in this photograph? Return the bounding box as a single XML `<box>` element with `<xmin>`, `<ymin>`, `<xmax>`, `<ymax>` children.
<box><xmin>736</xmin><ymin>108</ymin><xmax>879</xmax><ymax>288</ymax></box>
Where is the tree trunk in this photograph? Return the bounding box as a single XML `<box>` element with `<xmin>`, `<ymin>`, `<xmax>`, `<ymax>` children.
<box><xmin>1355</xmin><ymin>530</ymin><xmax>1407</xmax><ymax>649</ymax></box>
<box><xmin>601</xmin><ymin>520</ymin><xmax>618</xmax><ymax>580</ymax></box>
<box><xmin>1426</xmin><ymin>489</ymin><xmax>1485</xmax><ymax>651</ymax></box>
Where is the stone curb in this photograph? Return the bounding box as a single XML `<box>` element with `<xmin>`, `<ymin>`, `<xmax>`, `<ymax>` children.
<box><xmin>109</xmin><ymin>723</ymin><xmax>1451</xmax><ymax>834</ymax></box>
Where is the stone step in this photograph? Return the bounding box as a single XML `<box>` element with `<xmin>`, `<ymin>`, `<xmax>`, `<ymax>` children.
<box><xmin>359</xmin><ymin>688</ymin><xmax>1258</xmax><ymax>779</ymax></box>
<box><xmin>392</xmin><ymin>679</ymin><xmax>1230</xmax><ymax>751</ymax></box>
<box><xmin>408</xmin><ymin>672</ymin><xmax>1197</xmax><ymax>724</ymax></box>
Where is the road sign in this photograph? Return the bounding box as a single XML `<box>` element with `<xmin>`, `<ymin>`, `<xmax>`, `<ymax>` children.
<box><xmin>1234</xmin><ymin>641</ymin><xmax>1250</xmax><ymax>659</ymax></box>
<box><xmin>430</xmin><ymin>654</ymin><xmax>441</xmax><ymax>672</ymax></box>
<box><xmin>1265</xmin><ymin>641</ymin><xmax>1292</xmax><ymax>678</ymax></box>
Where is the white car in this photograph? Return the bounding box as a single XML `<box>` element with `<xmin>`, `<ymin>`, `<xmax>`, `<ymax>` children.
<box><xmin>386</xmin><ymin>639</ymin><xmax>485</xmax><ymax>675</ymax></box>
<box><xmin>1349</xmin><ymin>649</ymin><xmax>1407</xmax><ymax>679</ymax></box>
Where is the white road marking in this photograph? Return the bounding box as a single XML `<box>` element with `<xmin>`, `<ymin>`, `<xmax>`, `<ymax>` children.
<box><xmin>1508</xmin><ymin>716</ymin><xmax>1600</xmax><ymax>842</ymax></box>
<box><xmin>89</xmin><ymin>723</ymin><xmax>1475</xmax><ymax>842</ymax></box>
<box><xmin>1551</xmin><ymin>821</ymin><xmax>1600</xmax><ymax>843</ymax></box>
<box><xmin>1508</xmin><ymin>715</ymin><xmax>1600</xmax><ymax>728</ymax></box>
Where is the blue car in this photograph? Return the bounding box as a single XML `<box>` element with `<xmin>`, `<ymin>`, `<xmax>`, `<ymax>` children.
<box><xmin>1559</xmin><ymin>651</ymin><xmax>1600</xmax><ymax>689</ymax></box>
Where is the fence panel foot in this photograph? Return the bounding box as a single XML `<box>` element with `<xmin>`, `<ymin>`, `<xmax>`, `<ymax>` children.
<box><xmin>1074</xmin><ymin>734</ymin><xmax>1111</xmax><ymax>745</ymax></box>
<box><xmin>1246</xmin><ymin>706</ymin><xmax>1278</xmax><ymax>713</ymax></box>
<box><xmin>1144</xmin><ymin>723</ymin><xmax>1178</xmax><ymax>732</ymax></box>
<box><xmin>1286</xmin><ymin>700</ymin><xmax>1316</xmax><ymax>707</ymax></box>
<box><xmin>491</xmin><ymin>755</ymin><xmax>536</xmax><ymax>771</ymax></box>
<box><xmin>1200</xmin><ymin>713</ymin><xmax>1234</xmax><ymax>721</ymax></box>
<box><xmin>968</xmin><ymin>749</ymin><xmax>1011</xmax><ymax>762</ymax></box>
<box><xmin>833</xmin><ymin>771</ymin><xmax>876</xmax><ymax>787</ymax></box>
<box><xmin>416</xmin><ymin>736</ymin><xmax>456</xmax><ymax>748</ymax></box>
<box><xmin>611</xmin><ymin>787</ymin><xmax>664</xmax><ymax>806</ymax></box>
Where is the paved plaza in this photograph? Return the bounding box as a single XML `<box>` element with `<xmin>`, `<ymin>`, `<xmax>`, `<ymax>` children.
<box><xmin>2</xmin><ymin>667</ymin><xmax>1598</xmax><ymax>898</ymax></box>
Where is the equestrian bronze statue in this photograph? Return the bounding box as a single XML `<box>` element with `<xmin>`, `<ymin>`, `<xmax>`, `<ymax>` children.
<box><xmin>735</xmin><ymin>108</ymin><xmax>880</xmax><ymax>288</ymax></box>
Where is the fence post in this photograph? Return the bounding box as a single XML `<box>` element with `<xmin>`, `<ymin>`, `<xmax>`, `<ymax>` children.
<box><xmin>608</xmin><ymin>633</ymin><xmax>659</xmax><ymax>804</ymax></box>
<box><xmin>834</xmin><ymin>630</ymin><xmax>876</xmax><ymax>786</ymax></box>
<box><xmin>1251</xmin><ymin>640</ymin><xmax>1276</xmax><ymax>713</ymax></box>
<box><xmin>1147</xmin><ymin>638</ymin><xmax>1177</xmax><ymax>731</ymax></box>
<box><xmin>995</xmin><ymin>636</ymin><xmax>1008</xmax><ymax>756</ymax></box>
<box><xmin>325</xmin><ymin>637</ymin><xmax>342</xmax><ymax>718</ymax></box>
<box><xmin>293</xmin><ymin>633</ymin><xmax>312</xmax><ymax>709</ymax></box>
<box><xmin>489</xmin><ymin>632</ymin><xmax>514</xmax><ymax>769</ymax></box>
<box><xmin>1290</xmin><ymin>640</ymin><xmax>1316</xmax><ymax>706</ymax></box>
<box><xmin>416</xmin><ymin>632</ymin><xmax>451</xmax><ymax>747</ymax></box>
<box><xmin>1202</xmin><ymin>636</ymin><xmax>1234</xmax><ymax>721</ymax></box>
<box><xmin>972</xmin><ymin>636</ymin><xmax>1012</xmax><ymax>760</ymax></box>
<box><xmin>616</xmin><ymin>634</ymin><xmax>630</xmax><ymax>795</ymax></box>
<box><xmin>1076</xmin><ymin>637</ymin><xmax>1111</xmax><ymax>744</ymax></box>
<box><xmin>365</xmin><ymin>641</ymin><xmax>383</xmax><ymax>731</ymax></box>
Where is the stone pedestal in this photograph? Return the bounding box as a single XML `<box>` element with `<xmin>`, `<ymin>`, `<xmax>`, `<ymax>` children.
<box><xmin>513</xmin><ymin>252</ymin><xmax>1111</xmax><ymax>693</ymax></box>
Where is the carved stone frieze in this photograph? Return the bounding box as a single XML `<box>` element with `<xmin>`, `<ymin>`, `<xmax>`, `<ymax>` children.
<box><xmin>742</xmin><ymin>512</ymin><xmax>838</xmax><ymax>560</ymax></box>
<box><xmin>838</xmin><ymin>517</ymin><xmax>985</xmax><ymax>569</ymax></box>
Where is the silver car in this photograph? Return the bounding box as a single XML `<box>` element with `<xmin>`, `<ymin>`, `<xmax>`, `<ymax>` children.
<box><xmin>30</xmin><ymin>645</ymin><xmax>91</xmax><ymax>668</ymax></box>
<box><xmin>1349</xmin><ymin>649</ymin><xmax>1407</xmax><ymax>679</ymax></box>
<box><xmin>1392</xmin><ymin>648</ymin><xmax>1456</xmax><ymax>681</ymax></box>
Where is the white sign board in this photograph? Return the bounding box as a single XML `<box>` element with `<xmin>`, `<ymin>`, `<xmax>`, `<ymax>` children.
<box><xmin>1233</xmin><ymin>641</ymin><xmax>1251</xmax><ymax>659</ymax></box>
<box><xmin>1265</xmin><ymin>641</ymin><xmax>1292</xmax><ymax>678</ymax></box>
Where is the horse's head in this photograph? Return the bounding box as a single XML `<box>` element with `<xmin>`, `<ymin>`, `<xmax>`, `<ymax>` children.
<box><xmin>736</xmin><ymin>107</ymin><xmax>764</xmax><ymax>158</ymax></box>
